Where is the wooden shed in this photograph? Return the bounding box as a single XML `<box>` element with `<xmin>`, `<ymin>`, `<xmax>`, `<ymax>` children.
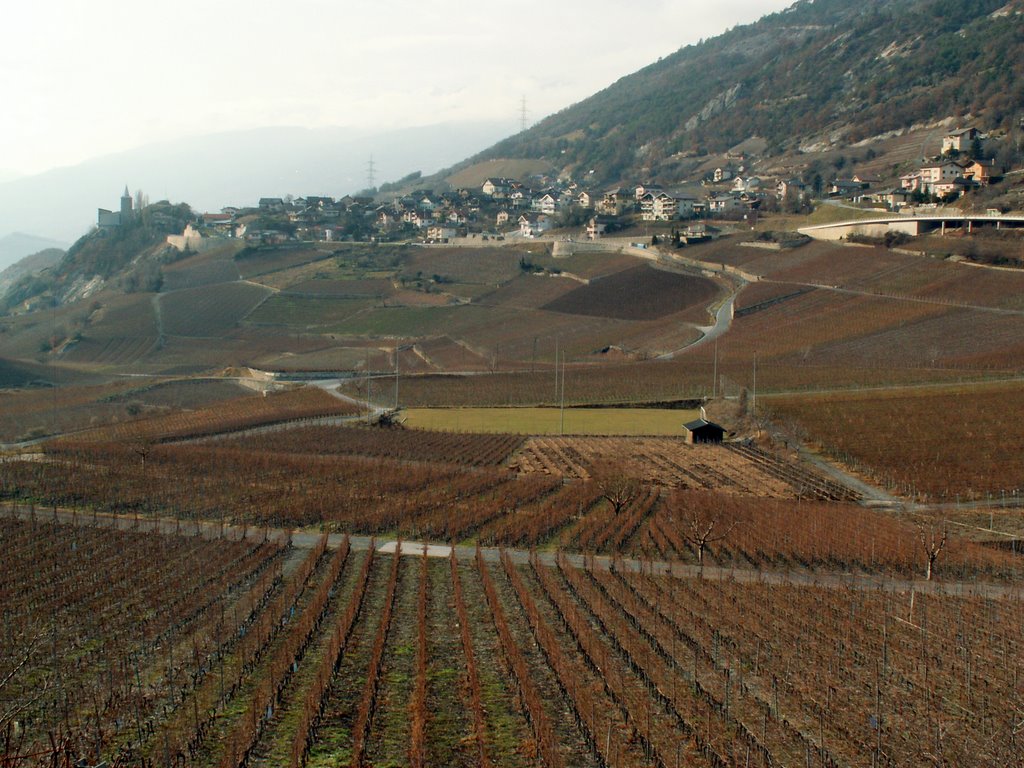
<box><xmin>683</xmin><ymin>418</ymin><xmax>725</xmax><ymax>444</ymax></box>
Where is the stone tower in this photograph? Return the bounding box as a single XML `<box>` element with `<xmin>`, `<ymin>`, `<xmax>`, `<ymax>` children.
<box><xmin>120</xmin><ymin>186</ymin><xmax>133</xmax><ymax>221</ymax></box>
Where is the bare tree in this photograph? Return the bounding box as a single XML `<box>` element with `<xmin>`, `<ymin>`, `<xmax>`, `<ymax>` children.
<box><xmin>682</xmin><ymin>513</ymin><xmax>738</xmax><ymax>571</ymax></box>
<box><xmin>919</xmin><ymin>524</ymin><xmax>947</xmax><ymax>581</ymax></box>
<box><xmin>0</xmin><ymin>625</ymin><xmax>51</xmax><ymax>733</ymax></box>
<box><xmin>668</xmin><ymin>493</ymin><xmax>738</xmax><ymax>571</ymax></box>
<box><xmin>132</xmin><ymin>439</ymin><xmax>153</xmax><ymax>473</ymax></box>
<box><xmin>591</xmin><ymin>460</ymin><xmax>641</xmax><ymax>515</ymax></box>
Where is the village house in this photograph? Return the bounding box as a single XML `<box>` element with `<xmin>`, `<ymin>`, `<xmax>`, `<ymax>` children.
<box><xmin>200</xmin><ymin>212</ymin><xmax>234</xmax><ymax>234</ymax></box>
<box><xmin>376</xmin><ymin>207</ymin><xmax>399</xmax><ymax>229</ymax></box>
<box><xmin>901</xmin><ymin>161</ymin><xmax>962</xmax><ymax>195</ymax></box>
<box><xmin>961</xmin><ymin>159</ymin><xmax>997</xmax><ymax>185</ymax></box>
<box><xmin>828</xmin><ymin>179</ymin><xmax>870</xmax><ymax>198</ymax></box>
<box><xmin>519</xmin><ymin>214</ymin><xmax>552</xmax><ymax>237</ymax></box>
<box><xmin>873</xmin><ymin>188</ymin><xmax>916</xmax><ymax>209</ymax></box>
<box><xmin>852</xmin><ymin>174</ymin><xmax>881</xmax><ymax>186</ymax></box>
<box><xmin>426</xmin><ymin>225</ymin><xmax>457</xmax><ymax>242</ymax></box>
<box><xmin>304</xmin><ymin>196</ymin><xmax>334</xmax><ymax>211</ymax></box>
<box><xmin>942</xmin><ymin>127</ymin><xmax>986</xmax><ymax>155</ymax></box>
<box><xmin>932</xmin><ymin>177</ymin><xmax>978</xmax><ymax>200</ymax></box>
<box><xmin>402</xmin><ymin>210</ymin><xmax>431</xmax><ymax>228</ymax></box>
<box><xmin>654</xmin><ymin>193</ymin><xmax>680</xmax><ymax>221</ymax></box>
<box><xmin>258</xmin><ymin>197</ymin><xmax>286</xmax><ymax>213</ymax></box>
<box><xmin>640</xmin><ymin>192</ymin><xmax>684</xmax><ymax>222</ymax></box>
<box><xmin>503</xmin><ymin>185</ymin><xmax>527</xmax><ymax>208</ymax></box>
<box><xmin>899</xmin><ymin>172</ymin><xmax>922</xmax><ymax>192</ymax></box>
<box><xmin>919</xmin><ymin>161</ymin><xmax>963</xmax><ymax>193</ymax></box>
<box><xmin>682</xmin><ymin>221</ymin><xmax>709</xmax><ymax>241</ymax></box>
<box><xmin>713</xmin><ymin>167</ymin><xmax>734</xmax><ymax>183</ymax></box>
<box><xmin>639</xmin><ymin>193</ymin><xmax>657</xmax><ymax>220</ymax></box>
<box><xmin>481</xmin><ymin>178</ymin><xmax>515</xmax><ymax>199</ymax></box>
<box><xmin>531</xmin><ymin>192</ymin><xmax>559</xmax><ymax>215</ymax></box>
<box><xmin>576</xmin><ymin>190</ymin><xmax>593</xmax><ymax>209</ymax></box>
<box><xmin>586</xmin><ymin>217</ymin><xmax>607</xmax><ymax>240</ymax></box>
<box><xmin>635</xmin><ymin>184</ymin><xmax>662</xmax><ymax>200</ymax></box>
<box><xmin>707</xmin><ymin>192</ymin><xmax>748</xmax><ymax>216</ymax></box>
<box><xmin>776</xmin><ymin>178</ymin><xmax>807</xmax><ymax>199</ymax></box>
<box><xmin>732</xmin><ymin>176</ymin><xmax>761</xmax><ymax>194</ymax></box>
<box><xmin>599</xmin><ymin>188</ymin><xmax>629</xmax><ymax>215</ymax></box>
<box><xmin>495</xmin><ymin>209</ymin><xmax>511</xmax><ymax>227</ymax></box>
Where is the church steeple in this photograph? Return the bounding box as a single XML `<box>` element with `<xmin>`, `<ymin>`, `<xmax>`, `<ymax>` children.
<box><xmin>120</xmin><ymin>185</ymin><xmax>133</xmax><ymax>220</ymax></box>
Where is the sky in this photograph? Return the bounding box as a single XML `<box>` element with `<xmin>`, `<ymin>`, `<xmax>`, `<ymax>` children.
<box><xmin>2</xmin><ymin>0</ymin><xmax>794</xmax><ymax>179</ymax></box>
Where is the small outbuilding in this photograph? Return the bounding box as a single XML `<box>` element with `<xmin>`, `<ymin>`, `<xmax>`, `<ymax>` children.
<box><xmin>683</xmin><ymin>418</ymin><xmax>725</xmax><ymax>445</ymax></box>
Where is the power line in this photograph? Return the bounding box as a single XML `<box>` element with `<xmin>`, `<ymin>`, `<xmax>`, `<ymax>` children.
<box><xmin>366</xmin><ymin>155</ymin><xmax>376</xmax><ymax>189</ymax></box>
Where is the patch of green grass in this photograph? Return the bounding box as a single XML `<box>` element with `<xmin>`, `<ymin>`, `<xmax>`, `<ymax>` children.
<box><xmin>761</xmin><ymin>205</ymin><xmax>888</xmax><ymax>232</ymax></box>
<box><xmin>331</xmin><ymin>305</ymin><xmax>485</xmax><ymax>336</ymax></box>
<box><xmin>402</xmin><ymin>406</ymin><xmax>700</xmax><ymax>435</ymax></box>
<box><xmin>245</xmin><ymin>295</ymin><xmax>377</xmax><ymax>328</ymax></box>
<box><xmin>478</xmin><ymin>675</ymin><xmax>531</xmax><ymax>765</ymax></box>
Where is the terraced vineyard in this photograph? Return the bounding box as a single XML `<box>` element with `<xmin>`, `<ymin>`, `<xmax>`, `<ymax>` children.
<box><xmin>6</xmin><ymin>511</ymin><xmax>1021</xmax><ymax>768</ymax></box>
<box><xmin>221</xmin><ymin>424</ymin><xmax>525</xmax><ymax>467</ymax></box>
<box><xmin>0</xmin><ymin>510</ymin><xmax>290</xmax><ymax>768</ymax></box>
<box><xmin>6</xmin><ymin>434</ymin><xmax>1017</xmax><ymax>579</ymax></box>
<box><xmin>159</xmin><ymin>282</ymin><xmax>273</xmax><ymax>338</ymax></box>
<box><xmin>767</xmin><ymin>381</ymin><xmax>1024</xmax><ymax>500</ymax></box>
<box><xmin>62</xmin><ymin>388</ymin><xmax>359</xmax><ymax>444</ymax></box>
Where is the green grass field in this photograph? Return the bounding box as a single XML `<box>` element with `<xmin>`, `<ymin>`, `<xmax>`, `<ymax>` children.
<box><xmin>401</xmin><ymin>406</ymin><xmax>700</xmax><ymax>435</ymax></box>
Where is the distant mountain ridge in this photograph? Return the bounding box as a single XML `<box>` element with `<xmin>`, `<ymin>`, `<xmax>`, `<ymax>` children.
<box><xmin>460</xmin><ymin>0</ymin><xmax>1024</xmax><ymax>186</ymax></box>
<box><xmin>0</xmin><ymin>234</ymin><xmax>67</xmax><ymax>291</ymax></box>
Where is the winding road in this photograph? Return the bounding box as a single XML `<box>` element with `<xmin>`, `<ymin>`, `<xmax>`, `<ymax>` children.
<box><xmin>656</xmin><ymin>282</ymin><xmax>744</xmax><ymax>360</ymax></box>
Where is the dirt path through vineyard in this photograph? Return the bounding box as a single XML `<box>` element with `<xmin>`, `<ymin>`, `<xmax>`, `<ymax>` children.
<box><xmin>5</xmin><ymin>502</ymin><xmax>1018</xmax><ymax>601</ymax></box>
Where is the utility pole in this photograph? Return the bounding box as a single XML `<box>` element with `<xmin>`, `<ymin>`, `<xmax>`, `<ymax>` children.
<box><xmin>394</xmin><ymin>347</ymin><xmax>400</xmax><ymax>411</ymax></box>
<box><xmin>366</xmin><ymin>155</ymin><xmax>376</xmax><ymax>190</ymax></box>
<box><xmin>367</xmin><ymin>364</ymin><xmax>373</xmax><ymax>425</ymax></box>
<box><xmin>559</xmin><ymin>350</ymin><xmax>566</xmax><ymax>435</ymax></box>
<box><xmin>712</xmin><ymin>337</ymin><xmax>719</xmax><ymax>399</ymax></box>
<box><xmin>751</xmin><ymin>351</ymin><xmax>757</xmax><ymax>418</ymax></box>
<box><xmin>554</xmin><ymin>337</ymin><xmax>559</xmax><ymax>402</ymax></box>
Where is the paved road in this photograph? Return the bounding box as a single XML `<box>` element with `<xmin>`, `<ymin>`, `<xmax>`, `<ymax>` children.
<box><xmin>7</xmin><ymin>503</ymin><xmax>1019</xmax><ymax>601</ymax></box>
<box><xmin>657</xmin><ymin>284</ymin><xmax>743</xmax><ymax>360</ymax></box>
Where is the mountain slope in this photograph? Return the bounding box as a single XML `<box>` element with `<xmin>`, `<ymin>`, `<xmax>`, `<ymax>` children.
<box><xmin>465</xmin><ymin>0</ymin><xmax>1023</xmax><ymax>184</ymax></box>
<box><xmin>0</xmin><ymin>234</ymin><xmax>68</xmax><ymax>277</ymax></box>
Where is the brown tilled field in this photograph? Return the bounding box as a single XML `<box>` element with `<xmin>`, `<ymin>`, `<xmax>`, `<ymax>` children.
<box><xmin>542</xmin><ymin>264</ymin><xmax>721</xmax><ymax>321</ymax></box>
<box><xmin>511</xmin><ymin>436</ymin><xmax>858</xmax><ymax>500</ymax></box>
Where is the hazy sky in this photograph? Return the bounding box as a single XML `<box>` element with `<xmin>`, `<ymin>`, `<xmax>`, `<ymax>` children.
<box><xmin>3</xmin><ymin>0</ymin><xmax>794</xmax><ymax>178</ymax></box>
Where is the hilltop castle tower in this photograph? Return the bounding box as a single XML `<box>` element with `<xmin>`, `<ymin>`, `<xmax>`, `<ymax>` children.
<box><xmin>98</xmin><ymin>185</ymin><xmax>134</xmax><ymax>229</ymax></box>
<box><xmin>120</xmin><ymin>186</ymin><xmax>133</xmax><ymax>220</ymax></box>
